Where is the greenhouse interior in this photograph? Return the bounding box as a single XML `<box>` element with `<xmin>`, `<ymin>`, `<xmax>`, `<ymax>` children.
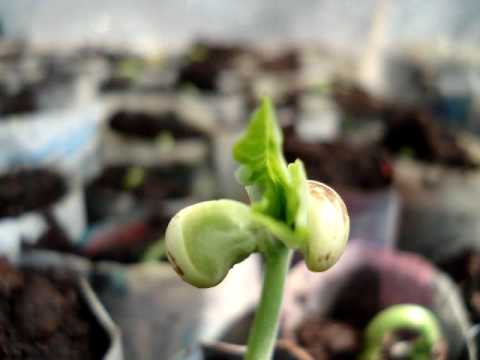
<box><xmin>2</xmin><ymin>1</ymin><xmax>480</xmax><ymax>359</ymax></box>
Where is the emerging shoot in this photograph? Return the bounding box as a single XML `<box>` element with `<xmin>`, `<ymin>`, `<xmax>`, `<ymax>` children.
<box><xmin>361</xmin><ymin>304</ymin><xmax>444</xmax><ymax>360</ymax></box>
<box><xmin>165</xmin><ymin>98</ymin><xmax>349</xmax><ymax>359</ymax></box>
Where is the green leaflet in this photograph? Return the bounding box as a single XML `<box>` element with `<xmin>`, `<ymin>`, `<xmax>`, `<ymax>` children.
<box><xmin>233</xmin><ymin>98</ymin><xmax>309</xmax><ymax>248</ymax></box>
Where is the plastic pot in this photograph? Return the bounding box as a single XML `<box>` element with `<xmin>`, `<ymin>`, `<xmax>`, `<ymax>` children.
<box><xmin>90</xmin><ymin>255</ymin><xmax>262</xmax><ymax>360</ymax></box>
<box><xmin>84</xmin><ymin>163</ymin><xmax>210</xmax><ymax>224</ymax></box>
<box><xmin>338</xmin><ymin>186</ymin><xmax>400</xmax><ymax>249</ymax></box>
<box><xmin>282</xmin><ymin>242</ymin><xmax>476</xmax><ymax>360</ymax></box>
<box><xmin>0</xmin><ymin>174</ymin><xmax>86</xmax><ymax>260</ymax></box>
<box><xmin>101</xmin><ymin>93</ymin><xmax>213</xmax><ymax>167</ymax></box>
<box><xmin>0</xmin><ymin>102</ymin><xmax>105</xmax><ymax>182</ymax></box>
<box><xmin>393</xmin><ymin>158</ymin><xmax>480</xmax><ymax>262</ymax></box>
<box><xmin>16</xmin><ymin>250</ymin><xmax>123</xmax><ymax>360</ymax></box>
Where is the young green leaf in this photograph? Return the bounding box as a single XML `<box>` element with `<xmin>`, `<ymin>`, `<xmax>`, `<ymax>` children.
<box><xmin>233</xmin><ymin>98</ymin><xmax>309</xmax><ymax>249</ymax></box>
<box><xmin>233</xmin><ymin>98</ymin><xmax>290</xmax><ymax>220</ymax></box>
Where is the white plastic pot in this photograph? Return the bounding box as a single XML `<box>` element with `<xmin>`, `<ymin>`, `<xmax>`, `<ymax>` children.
<box><xmin>393</xmin><ymin>158</ymin><xmax>480</xmax><ymax>262</ymax></box>
<box><xmin>0</xmin><ymin>178</ymin><xmax>87</xmax><ymax>260</ymax></box>
<box><xmin>0</xmin><ymin>102</ymin><xmax>106</xmax><ymax>182</ymax></box>
<box><xmin>91</xmin><ymin>255</ymin><xmax>262</xmax><ymax>360</ymax></box>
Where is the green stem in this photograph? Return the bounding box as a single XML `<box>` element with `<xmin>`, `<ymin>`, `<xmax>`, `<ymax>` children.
<box><xmin>245</xmin><ymin>245</ymin><xmax>292</xmax><ymax>360</ymax></box>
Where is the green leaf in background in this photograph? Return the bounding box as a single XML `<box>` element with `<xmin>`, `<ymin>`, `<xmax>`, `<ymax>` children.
<box><xmin>124</xmin><ymin>166</ymin><xmax>146</xmax><ymax>190</ymax></box>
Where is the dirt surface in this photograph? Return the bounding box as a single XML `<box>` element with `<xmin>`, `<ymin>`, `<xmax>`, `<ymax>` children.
<box><xmin>284</xmin><ymin>136</ymin><xmax>393</xmax><ymax>190</ymax></box>
<box><xmin>0</xmin><ymin>259</ymin><xmax>107</xmax><ymax>359</ymax></box>
<box><xmin>109</xmin><ymin>110</ymin><xmax>207</xmax><ymax>140</ymax></box>
<box><xmin>0</xmin><ymin>169</ymin><xmax>66</xmax><ymax>219</ymax></box>
<box><xmin>85</xmin><ymin>164</ymin><xmax>194</xmax><ymax>223</ymax></box>
<box><xmin>333</xmin><ymin>82</ymin><xmax>386</xmax><ymax>117</ymax></box>
<box><xmin>177</xmin><ymin>42</ymin><xmax>251</xmax><ymax>91</ymax></box>
<box><xmin>0</xmin><ymin>85</ymin><xmax>38</xmax><ymax>116</ymax></box>
<box><xmin>259</xmin><ymin>49</ymin><xmax>300</xmax><ymax>73</ymax></box>
<box><xmin>87</xmin><ymin>164</ymin><xmax>193</xmax><ymax>200</ymax></box>
<box><xmin>296</xmin><ymin>319</ymin><xmax>360</xmax><ymax>360</ymax></box>
<box><xmin>99</xmin><ymin>77</ymin><xmax>134</xmax><ymax>93</ymax></box>
<box><xmin>382</xmin><ymin>108</ymin><xmax>477</xmax><ymax>169</ymax></box>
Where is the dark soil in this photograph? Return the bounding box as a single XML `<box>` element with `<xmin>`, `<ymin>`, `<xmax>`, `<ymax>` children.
<box><xmin>177</xmin><ymin>42</ymin><xmax>250</xmax><ymax>91</ymax></box>
<box><xmin>83</xmin><ymin>212</ymin><xmax>169</xmax><ymax>263</ymax></box>
<box><xmin>99</xmin><ymin>77</ymin><xmax>134</xmax><ymax>93</ymax></box>
<box><xmin>382</xmin><ymin>108</ymin><xmax>477</xmax><ymax>169</ymax></box>
<box><xmin>437</xmin><ymin>250</ymin><xmax>480</xmax><ymax>323</ymax></box>
<box><xmin>109</xmin><ymin>110</ymin><xmax>207</xmax><ymax>140</ymax></box>
<box><xmin>284</xmin><ymin>135</ymin><xmax>393</xmax><ymax>190</ymax></box>
<box><xmin>333</xmin><ymin>82</ymin><xmax>386</xmax><ymax>117</ymax></box>
<box><xmin>23</xmin><ymin>213</ymin><xmax>77</xmax><ymax>254</ymax></box>
<box><xmin>0</xmin><ymin>85</ymin><xmax>38</xmax><ymax>116</ymax></box>
<box><xmin>294</xmin><ymin>266</ymin><xmax>447</xmax><ymax>359</ymax></box>
<box><xmin>0</xmin><ymin>169</ymin><xmax>66</xmax><ymax>219</ymax></box>
<box><xmin>88</xmin><ymin>164</ymin><xmax>193</xmax><ymax>198</ymax></box>
<box><xmin>0</xmin><ymin>259</ymin><xmax>108</xmax><ymax>359</ymax></box>
<box><xmin>260</xmin><ymin>49</ymin><xmax>301</xmax><ymax>73</ymax></box>
<box><xmin>296</xmin><ymin>319</ymin><xmax>360</xmax><ymax>360</ymax></box>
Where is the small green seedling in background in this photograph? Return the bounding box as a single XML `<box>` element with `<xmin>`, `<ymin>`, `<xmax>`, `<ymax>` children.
<box><xmin>165</xmin><ymin>98</ymin><xmax>350</xmax><ymax>359</ymax></box>
<box><xmin>362</xmin><ymin>304</ymin><xmax>444</xmax><ymax>360</ymax></box>
<box><xmin>124</xmin><ymin>166</ymin><xmax>146</xmax><ymax>190</ymax></box>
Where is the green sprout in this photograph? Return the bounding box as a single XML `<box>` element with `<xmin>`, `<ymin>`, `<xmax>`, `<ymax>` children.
<box><xmin>124</xmin><ymin>166</ymin><xmax>146</xmax><ymax>190</ymax></box>
<box><xmin>361</xmin><ymin>304</ymin><xmax>443</xmax><ymax>360</ymax></box>
<box><xmin>165</xmin><ymin>98</ymin><xmax>350</xmax><ymax>359</ymax></box>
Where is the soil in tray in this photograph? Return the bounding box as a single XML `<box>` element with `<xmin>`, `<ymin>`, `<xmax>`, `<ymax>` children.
<box><xmin>284</xmin><ymin>134</ymin><xmax>393</xmax><ymax>191</ymax></box>
<box><xmin>0</xmin><ymin>259</ymin><xmax>108</xmax><ymax>359</ymax></box>
<box><xmin>0</xmin><ymin>169</ymin><xmax>66</xmax><ymax>219</ymax></box>
<box><xmin>0</xmin><ymin>85</ymin><xmax>38</xmax><ymax>116</ymax></box>
<box><xmin>382</xmin><ymin>107</ymin><xmax>477</xmax><ymax>169</ymax></box>
<box><xmin>294</xmin><ymin>268</ymin><xmax>447</xmax><ymax>359</ymax></box>
<box><xmin>0</xmin><ymin>169</ymin><xmax>77</xmax><ymax>254</ymax></box>
<box><xmin>332</xmin><ymin>82</ymin><xmax>386</xmax><ymax>118</ymax></box>
<box><xmin>99</xmin><ymin>77</ymin><xmax>134</xmax><ymax>93</ymax></box>
<box><xmin>176</xmin><ymin>42</ymin><xmax>251</xmax><ymax>91</ymax></box>
<box><xmin>259</xmin><ymin>48</ymin><xmax>301</xmax><ymax>73</ymax></box>
<box><xmin>296</xmin><ymin>319</ymin><xmax>360</xmax><ymax>359</ymax></box>
<box><xmin>87</xmin><ymin>164</ymin><xmax>193</xmax><ymax>201</ymax></box>
<box><xmin>109</xmin><ymin>110</ymin><xmax>207</xmax><ymax>141</ymax></box>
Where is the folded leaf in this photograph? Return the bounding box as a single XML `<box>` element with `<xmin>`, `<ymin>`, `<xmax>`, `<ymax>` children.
<box><xmin>233</xmin><ymin>98</ymin><xmax>309</xmax><ymax>247</ymax></box>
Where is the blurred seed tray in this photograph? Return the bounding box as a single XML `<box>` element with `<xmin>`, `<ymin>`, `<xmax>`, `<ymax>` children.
<box><xmin>0</xmin><ymin>168</ymin><xmax>87</xmax><ymax>260</ymax></box>
<box><xmin>85</xmin><ymin>160</ymin><xmax>216</xmax><ymax>224</ymax></box>
<box><xmin>281</xmin><ymin>243</ymin><xmax>476</xmax><ymax>359</ymax></box>
<box><xmin>100</xmin><ymin>93</ymin><xmax>216</xmax><ymax>167</ymax></box>
<box><xmin>9</xmin><ymin>250</ymin><xmax>123</xmax><ymax>359</ymax></box>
